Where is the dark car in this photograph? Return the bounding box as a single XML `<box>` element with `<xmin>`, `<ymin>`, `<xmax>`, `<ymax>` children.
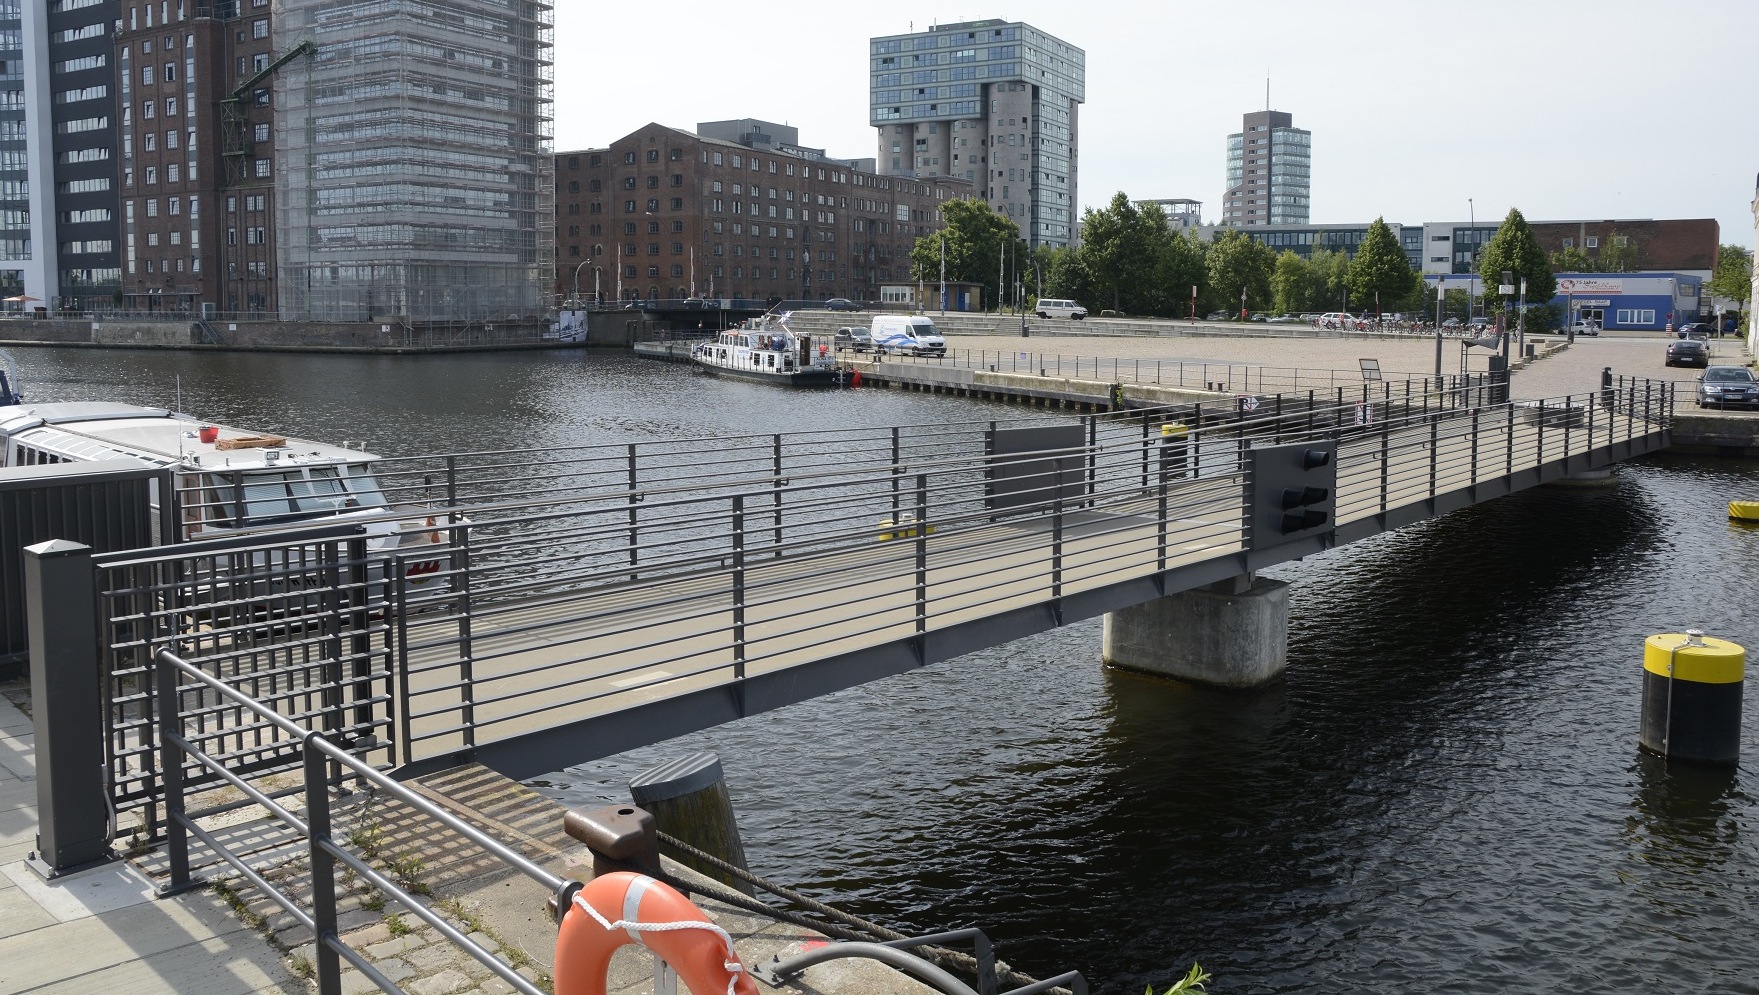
<box><xmin>832</xmin><ymin>325</ymin><xmax>873</xmax><ymax>353</ymax></box>
<box><xmin>1666</xmin><ymin>338</ymin><xmax>1710</xmax><ymax>368</ymax></box>
<box><xmin>1677</xmin><ymin>322</ymin><xmax>1712</xmax><ymax>340</ymax></box>
<box><xmin>1697</xmin><ymin>366</ymin><xmax>1759</xmax><ymax>408</ymax></box>
<box><xmin>824</xmin><ymin>298</ymin><xmax>863</xmax><ymax>312</ymax></box>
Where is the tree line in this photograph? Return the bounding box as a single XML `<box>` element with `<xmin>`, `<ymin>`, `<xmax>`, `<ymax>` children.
<box><xmin>913</xmin><ymin>193</ymin><xmax>1587</xmax><ymax>329</ymax></box>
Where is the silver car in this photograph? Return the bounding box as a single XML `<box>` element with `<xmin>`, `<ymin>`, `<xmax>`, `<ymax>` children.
<box><xmin>1697</xmin><ymin>366</ymin><xmax>1759</xmax><ymax>409</ymax></box>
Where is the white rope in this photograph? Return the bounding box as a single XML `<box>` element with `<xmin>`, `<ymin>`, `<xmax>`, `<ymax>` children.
<box><xmin>572</xmin><ymin>881</ymin><xmax>746</xmax><ymax>995</ymax></box>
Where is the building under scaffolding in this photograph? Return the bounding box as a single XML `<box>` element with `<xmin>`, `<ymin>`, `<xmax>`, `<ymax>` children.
<box><xmin>274</xmin><ymin>0</ymin><xmax>554</xmax><ymax>322</ymax></box>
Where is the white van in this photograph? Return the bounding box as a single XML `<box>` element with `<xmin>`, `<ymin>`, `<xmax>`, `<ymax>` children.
<box><xmin>870</xmin><ymin>315</ymin><xmax>946</xmax><ymax>356</ymax></box>
<box><xmin>1035</xmin><ymin>298</ymin><xmax>1087</xmax><ymax>320</ymax></box>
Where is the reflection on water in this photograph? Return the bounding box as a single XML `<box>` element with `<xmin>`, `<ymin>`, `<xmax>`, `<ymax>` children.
<box><xmin>15</xmin><ymin>346</ymin><xmax>1759</xmax><ymax>993</ymax></box>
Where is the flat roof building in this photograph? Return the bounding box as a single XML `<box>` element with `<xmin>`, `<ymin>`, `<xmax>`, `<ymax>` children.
<box><xmin>1136</xmin><ymin>198</ymin><xmax>1203</xmax><ymax>230</ymax></box>
<box><xmin>554</xmin><ymin>123</ymin><xmax>964</xmax><ymax>306</ymax></box>
<box><xmin>1223</xmin><ymin>110</ymin><xmax>1309</xmax><ymax>227</ymax></box>
<box><xmin>17</xmin><ymin>0</ymin><xmax>124</xmax><ymax>311</ymax></box>
<box><xmin>869</xmin><ymin>19</ymin><xmax>1083</xmax><ymax>248</ymax></box>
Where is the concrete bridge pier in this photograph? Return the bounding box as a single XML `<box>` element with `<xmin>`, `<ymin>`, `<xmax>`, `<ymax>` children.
<box><xmin>1102</xmin><ymin>574</ymin><xmax>1291</xmax><ymax>688</ymax></box>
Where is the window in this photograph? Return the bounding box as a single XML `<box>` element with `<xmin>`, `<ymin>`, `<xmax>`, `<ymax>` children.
<box><xmin>1561</xmin><ymin>238</ymin><xmax>1574</xmax><ymax>249</ymax></box>
<box><xmin>254</xmin><ymin>159</ymin><xmax>271</xmax><ymax>177</ymax></box>
<box><xmin>143</xmin><ymin>100</ymin><xmax>155</xmax><ymax>119</ymax></box>
<box><xmin>647</xmin><ymin>199</ymin><xmax>659</xmax><ymax>212</ymax></box>
<box><xmin>252</xmin><ymin>18</ymin><xmax>268</xmax><ymax>38</ymax></box>
<box><xmin>1613</xmin><ymin>236</ymin><xmax>1628</xmax><ymax>247</ymax></box>
<box><xmin>1585</xmin><ymin>237</ymin><xmax>1598</xmax><ymax>249</ymax></box>
<box><xmin>253</xmin><ymin>123</ymin><xmax>269</xmax><ymax>142</ymax></box>
<box><xmin>646</xmin><ymin>149</ymin><xmax>660</xmax><ymax>163</ymax></box>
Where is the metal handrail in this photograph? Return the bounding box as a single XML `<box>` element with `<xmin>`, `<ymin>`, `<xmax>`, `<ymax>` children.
<box><xmin>100</xmin><ymin>377</ymin><xmax>1674</xmax><ymax>804</ymax></box>
<box><xmin>152</xmin><ymin>647</ymin><xmax>576</xmax><ymax>995</ymax></box>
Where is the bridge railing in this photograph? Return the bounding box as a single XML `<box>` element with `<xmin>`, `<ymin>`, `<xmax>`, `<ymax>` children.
<box><xmin>150</xmin><ymin>645</ymin><xmax>571</xmax><ymax>995</ymax></box>
<box><xmin>75</xmin><ymin>377</ymin><xmax>1674</xmax><ymax>809</ymax></box>
<box><xmin>854</xmin><ymin>348</ymin><xmax>1437</xmax><ymax>394</ymax></box>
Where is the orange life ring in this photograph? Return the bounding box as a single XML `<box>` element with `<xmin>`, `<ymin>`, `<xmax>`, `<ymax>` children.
<box><xmin>554</xmin><ymin>872</ymin><xmax>755</xmax><ymax>995</ymax></box>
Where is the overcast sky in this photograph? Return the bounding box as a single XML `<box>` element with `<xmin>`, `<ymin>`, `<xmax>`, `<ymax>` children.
<box><xmin>553</xmin><ymin>0</ymin><xmax>1758</xmax><ymax>249</ymax></box>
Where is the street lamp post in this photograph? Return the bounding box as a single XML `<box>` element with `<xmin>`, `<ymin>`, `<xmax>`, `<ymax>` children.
<box><xmin>571</xmin><ymin>259</ymin><xmax>591</xmax><ymax>305</ymax></box>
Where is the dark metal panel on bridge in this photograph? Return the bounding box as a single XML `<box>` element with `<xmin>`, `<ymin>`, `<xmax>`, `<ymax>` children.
<box><xmin>985</xmin><ymin>424</ymin><xmax>1087</xmax><ymax>511</ymax></box>
<box><xmin>1</xmin><ymin>460</ymin><xmax>160</xmax><ymax>676</ymax></box>
<box><xmin>1245</xmin><ymin>441</ymin><xmax>1338</xmax><ymax>551</ymax></box>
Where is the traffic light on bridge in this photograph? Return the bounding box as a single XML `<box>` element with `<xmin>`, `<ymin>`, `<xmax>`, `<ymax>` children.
<box><xmin>1247</xmin><ymin>441</ymin><xmax>1337</xmax><ymax>549</ymax></box>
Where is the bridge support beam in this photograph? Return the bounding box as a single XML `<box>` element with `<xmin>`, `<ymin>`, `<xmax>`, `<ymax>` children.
<box><xmin>1102</xmin><ymin>574</ymin><xmax>1290</xmax><ymax>688</ymax></box>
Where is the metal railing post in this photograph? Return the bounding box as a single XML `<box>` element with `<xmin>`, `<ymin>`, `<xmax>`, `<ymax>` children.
<box><xmin>1536</xmin><ymin>399</ymin><xmax>1546</xmax><ymax>468</ymax></box>
<box><xmin>1051</xmin><ymin>492</ymin><xmax>1064</xmax><ymax>606</ymax></box>
<box><xmin>1506</xmin><ymin>402</ymin><xmax>1516</xmax><ymax>478</ymax></box>
<box><xmin>153</xmin><ymin>651</ymin><xmax>193</xmax><ymax>893</ymax></box>
<box><xmin>304</xmin><ymin>743</ymin><xmax>343</xmax><ymax>995</ymax></box>
<box><xmin>23</xmin><ymin>540</ymin><xmax>115</xmax><ymax>877</ymax></box>
<box><xmin>1470</xmin><ymin>408</ymin><xmax>1480</xmax><ymax>484</ymax></box>
<box><xmin>893</xmin><ymin>426</ymin><xmax>904</xmax><ymax>516</ymax></box>
<box><xmin>393</xmin><ymin>554</ymin><xmax>413</xmax><ymax>767</ymax></box>
<box><xmin>772</xmin><ymin>434</ymin><xmax>784</xmax><ymax>557</ymax></box>
<box><xmin>627</xmin><ymin>444</ymin><xmax>640</xmax><ymax>575</ymax></box>
<box><xmin>731</xmin><ymin>494</ymin><xmax>746</xmax><ymax>678</ymax></box>
<box><xmin>915</xmin><ymin>474</ymin><xmax>929</xmax><ymax>636</ymax></box>
<box><xmin>1379</xmin><ymin>419</ymin><xmax>1390</xmax><ymax>513</ymax></box>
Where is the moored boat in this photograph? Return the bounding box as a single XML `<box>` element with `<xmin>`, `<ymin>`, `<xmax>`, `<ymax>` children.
<box><xmin>0</xmin><ymin>400</ymin><xmax>452</xmax><ymax>587</ymax></box>
<box><xmin>690</xmin><ymin>314</ymin><xmax>845</xmax><ymax>387</ymax></box>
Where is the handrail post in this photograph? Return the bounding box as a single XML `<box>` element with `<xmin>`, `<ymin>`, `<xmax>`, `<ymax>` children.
<box><xmin>154</xmin><ymin>651</ymin><xmax>194</xmax><ymax>893</ymax></box>
<box><xmin>393</xmin><ymin>554</ymin><xmax>413</xmax><ymax>767</ymax></box>
<box><xmin>22</xmin><ymin>540</ymin><xmax>114</xmax><ymax>878</ymax></box>
<box><xmin>915</xmin><ymin>474</ymin><xmax>929</xmax><ymax>636</ymax></box>
<box><xmin>772</xmin><ymin>433</ymin><xmax>784</xmax><ymax>558</ymax></box>
<box><xmin>1506</xmin><ymin>402</ymin><xmax>1515</xmax><ymax>478</ymax></box>
<box><xmin>731</xmin><ymin>495</ymin><xmax>745</xmax><ymax>679</ymax></box>
<box><xmin>304</xmin><ymin>743</ymin><xmax>343</xmax><ymax>995</ymax></box>
<box><xmin>1469</xmin><ymin>407</ymin><xmax>1480</xmax><ymax>484</ymax></box>
<box><xmin>1051</xmin><ymin>492</ymin><xmax>1064</xmax><ymax>606</ymax></box>
<box><xmin>627</xmin><ymin>444</ymin><xmax>640</xmax><ymax>576</ymax></box>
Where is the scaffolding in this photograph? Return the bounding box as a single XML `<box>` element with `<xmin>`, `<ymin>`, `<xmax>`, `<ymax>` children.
<box><xmin>275</xmin><ymin>0</ymin><xmax>555</xmax><ymax>322</ymax></box>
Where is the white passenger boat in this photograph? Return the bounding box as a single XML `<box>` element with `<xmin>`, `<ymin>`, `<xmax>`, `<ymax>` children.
<box><xmin>0</xmin><ymin>401</ymin><xmax>451</xmax><ymax>585</ymax></box>
<box><xmin>690</xmin><ymin>314</ymin><xmax>844</xmax><ymax>387</ymax></box>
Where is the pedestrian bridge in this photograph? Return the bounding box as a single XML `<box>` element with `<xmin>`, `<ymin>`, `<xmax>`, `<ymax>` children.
<box><xmin>46</xmin><ymin>375</ymin><xmax>1673</xmax><ymax>829</ymax></box>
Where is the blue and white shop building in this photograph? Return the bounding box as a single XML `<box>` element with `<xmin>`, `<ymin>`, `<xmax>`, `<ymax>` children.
<box><xmin>1550</xmin><ymin>273</ymin><xmax>1703</xmax><ymax>331</ymax></box>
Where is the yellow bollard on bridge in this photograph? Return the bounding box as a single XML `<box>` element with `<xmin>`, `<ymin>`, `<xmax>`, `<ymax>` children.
<box><xmin>1640</xmin><ymin>631</ymin><xmax>1745</xmax><ymax>766</ymax></box>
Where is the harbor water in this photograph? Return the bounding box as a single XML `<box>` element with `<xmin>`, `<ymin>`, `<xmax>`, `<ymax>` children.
<box><xmin>16</xmin><ymin>346</ymin><xmax>1759</xmax><ymax>994</ymax></box>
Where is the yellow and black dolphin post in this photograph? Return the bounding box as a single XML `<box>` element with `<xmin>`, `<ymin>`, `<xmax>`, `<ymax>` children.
<box><xmin>1641</xmin><ymin>631</ymin><xmax>1745</xmax><ymax>766</ymax></box>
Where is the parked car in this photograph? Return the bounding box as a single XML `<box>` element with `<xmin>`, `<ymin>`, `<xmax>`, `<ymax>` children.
<box><xmin>1568</xmin><ymin>320</ymin><xmax>1600</xmax><ymax>336</ymax></box>
<box><xmin>1696</xmin><ymin>366</ymin><xmax>1759</xmax><ymax>408</ymax></box>
<box><xmin>1441</xmin><ymin>318</ymin><xmax>1462</xmax><ymax>330</ymax></box>
<box><xmin>1666</xmin><ymin>338</ymin><xmax>1710</xmax><ymax>368</ymax></box>
<box><xmin>1035</xmin><ymin>298</ymin><xmax>1087</xmax><ymax>320</ymax></box>
<box><xmin>1266</xmin><ymin>315</ymin><xmax>1302</xmax><ymax>324</ymax></box>
<box><xmin>1205</xmin><ymin>311</ymin><xmax>1231</xmax><ymax>321</ymax></box>
<box><xmin>1677</xmin><ymin>322</ymin><xmax>1711</xmax><ymax>340</ymax></box>
<box><xmin>832</xmin><ymin>325</ymin><xmax>873</xmax><ymax>353</ymax></box>
<box><xmin>824</xmin><ymin>298</ymin><xmax>863</xmax><ymax>312</ymax></box>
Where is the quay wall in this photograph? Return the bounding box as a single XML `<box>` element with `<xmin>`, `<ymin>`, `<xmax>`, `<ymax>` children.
<box><xmin>0</xmin><ymin>318</ymin><xmax>565</xmax><ymax>353</ymax></box>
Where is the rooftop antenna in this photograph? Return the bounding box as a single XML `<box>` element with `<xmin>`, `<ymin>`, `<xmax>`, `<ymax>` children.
<box><xmin>1266</xmin><ymin>76</ymin><xmax>1270</xmax><ymax>111</ymax></box>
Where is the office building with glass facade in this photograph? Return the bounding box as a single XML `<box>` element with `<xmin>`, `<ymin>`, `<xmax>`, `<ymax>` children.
<box><xmin>274</xmin><ymin>0</ymin><xmax>554</xmax><ymax>321</ymax></box>
<box><xmin>16</xmin><ymin>0</ymin><xmax>122</xmax><ymax>311</ymax></box>
<box><xmin>869</xmin><ymin>19</ymin><xmax>1082</xmax><ymax>248</ymax></box>
<box><xmin>1223</xmin><ymin>110</ymin><xmax>1309</xmax><ymax>227</ymax></box>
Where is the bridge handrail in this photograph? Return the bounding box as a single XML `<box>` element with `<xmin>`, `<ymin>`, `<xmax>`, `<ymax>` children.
<box><xmin>151</xmin><ymin>646</ymin><xmax>572</xmax><ymax>995</ymax></box>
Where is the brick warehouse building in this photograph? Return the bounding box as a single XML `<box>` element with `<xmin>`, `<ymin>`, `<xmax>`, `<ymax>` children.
<box><xmin>555</xmin><ymin>123</ymin><xmax>968</xmax><ymax>306</ymax></box>
<box><xmin>116</xmin><ymin>0</ymin><xmax>281</xmax><ymax>315</ymax></box>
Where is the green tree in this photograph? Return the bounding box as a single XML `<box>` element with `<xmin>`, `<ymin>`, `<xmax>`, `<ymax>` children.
<box><xmin>1271</xmin><ymin>250</ymin><xmax>1310</xmax><ymax>317</ymax></box>
<box><xmin>1549</xmin><ymin>245</ymin><xmax>1594</xmax><ymax>273</ymax></box>
<box><xmin>1307</xmin><ymin>245</ymin><xmax>1351</xmax><ymax>312</ymax></box>
<box><xmin>1708</xmin><ymin>244</ymin><xmax>1753</xmax><ymax>312</ymax></box>
<box><xmin>908</xmin><ymin>197</ymin><xmax>1022</xmax><ymax>310</ymax></box>
<box><xmin>1477</xmin><ymin>208</ymin><xmax>1555</xmax><ymax>308</ymax></box>
<box><xmin>1594</xmin><ymin>231</ymin><xmax>1641</xmax><ymax>273</ymax></box>
<box><xmin>1205</xmin><ymin>229</ymin><xmax>1275</xmax><ymax>316</ymax></box>
<box><xmin>1346</xmin><ymin>217</ymin><xmax>1417</xmax><ymax>317</ymax></box>
<box><xmin>1078</xmin><ymin>193</ymin><xmax>1160</xmax><ymax>312</ymax></box>
<box><xmin>1144</xmin><ymin>226</ymin><xmax>1209</xmax><ymax>319</ymax></box>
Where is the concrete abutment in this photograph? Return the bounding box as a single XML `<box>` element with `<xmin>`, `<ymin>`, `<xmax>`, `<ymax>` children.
<box><xmin>1102</xmin><ymin>575</ymin><xmax>1290</xmax><ymax>688</ymax></box>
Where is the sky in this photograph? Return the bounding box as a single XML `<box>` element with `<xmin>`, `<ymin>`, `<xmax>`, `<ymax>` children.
<box><xmin>553</xmin><ymin>0</ymin><xmax>1758</xmax><ymax>249</ymax></box>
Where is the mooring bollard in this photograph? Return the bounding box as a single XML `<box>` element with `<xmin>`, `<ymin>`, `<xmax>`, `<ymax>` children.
<box><xmin>630</xmin><ymin>753</ymin><xmax>753</xmax><ymax>895</ymax></box>
<box><xmin>562</xmin><ymin>804</ymin><xmax>662</xmax><ymax>879</ymax></box>
<box><xmin>1641</xmin><ymin>630</ymin><xmax>1746</xmax><ymax>766</ymax></box>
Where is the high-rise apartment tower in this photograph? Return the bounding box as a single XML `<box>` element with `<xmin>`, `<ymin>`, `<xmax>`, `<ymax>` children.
<box><xmin>869</xmin><ymin>19</ymin><xmax>1083</xmax><ymax>248</ymax></box>
<box><xmin>1223</xmin><ymin>110</ymin><xmax>1309</xmax><ymax>227</ymax></box>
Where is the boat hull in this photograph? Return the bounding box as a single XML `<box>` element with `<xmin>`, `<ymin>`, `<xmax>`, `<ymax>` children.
<box><xmin>690</xmin><ymin>358</ymin><xmax>846</xmax><ymax>387</ymax></box>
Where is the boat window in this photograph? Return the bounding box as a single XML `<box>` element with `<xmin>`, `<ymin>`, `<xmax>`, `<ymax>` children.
<box><xmin>240</xmin><ymin>472</ymin><xmax>298</xmax><ymax>522</ymax></box>
<box><xmin>290</xmin><ymin>467</ymin><xmax>353</xmax><ymax>512</ymax></box>
<box><xmin>341</xmin><ymin>464</ymin><xmax>389</xmax><ymax>508</ymax></box>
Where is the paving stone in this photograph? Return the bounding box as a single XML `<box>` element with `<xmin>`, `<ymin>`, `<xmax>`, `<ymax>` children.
<box><xmin>409</xmin><ymin>968</ymin><xmax>472</xmax><ymax>995</ymax></box>
<box><xmin>405</xmin><ymin>940</ymin><xmax>461</xmax><ymax>972</ymax></box>
<box><xmin>345</xmin><ymin>921</ymin><xmax>394</xmax><ymax>947</ymax></box>
<box><xmin>365</xmin><ymin>933</ymin><xmax>421</xmax><ymax>958</ymax></box>
<box><xmin>376</xmin><ymin>956</ymin><xmax>417</xmax><ymax>983</ymax></box>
